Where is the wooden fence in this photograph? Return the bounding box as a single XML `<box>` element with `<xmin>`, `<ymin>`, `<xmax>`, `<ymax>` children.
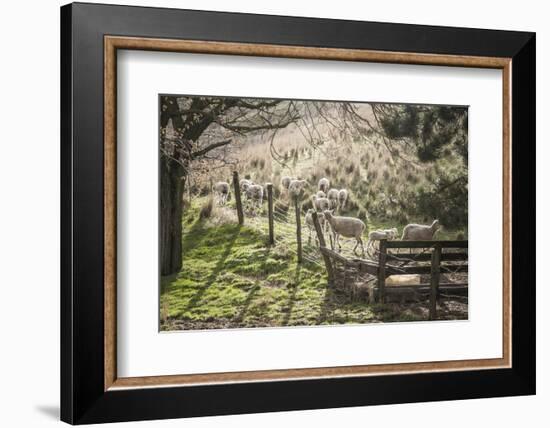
<box><xmin>311</xmin><ymin>211</ymin><xmax>468</xmax><ymax>320</ymax></box>
<box><xmin>229</xmin><ymin>172</ymin><xmax>468</xmax><ymax>320</ymax></box>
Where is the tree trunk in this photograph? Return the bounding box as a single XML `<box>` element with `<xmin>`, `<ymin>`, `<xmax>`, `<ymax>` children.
<box><xmin>160</xmin><ymin>157</ymin><xmax>186</xmax><ymax>276</ymax></box>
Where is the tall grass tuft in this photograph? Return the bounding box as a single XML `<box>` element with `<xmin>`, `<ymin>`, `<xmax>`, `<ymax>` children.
<box><xmin>199</xmin><ymin>196</ymin><xmax>214</xmax><ymax>220</ymax></box>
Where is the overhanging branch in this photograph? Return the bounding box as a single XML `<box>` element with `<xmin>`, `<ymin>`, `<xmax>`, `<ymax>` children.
<box><xmin>191</xmin><ymin>139</ymin><xmax>232</xmax><ymax>159</ymax></box>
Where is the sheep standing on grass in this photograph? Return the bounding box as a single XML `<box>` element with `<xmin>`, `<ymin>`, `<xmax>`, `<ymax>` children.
<box><xmin>318</xmin><ymin>177</ymin><xmax>330</xmax><ymax>193</ymax></box>
<box><xmin>213</xmin><ymin>181</ymin><xmax>230</xmax><ymax>205</ymax></box>
<box><xmin>327</xmin><ymin>188</ymin><xmax>340</xmax><ymax>209</ymax></box>
<box><xmin>316</xmin><ymin>190</ymin><xmax>326</xmax><ymax>199</ymax></box>
<box><xmin>311</xmin><ymin>195</ymin><xmax>330</xmax><ymax>232</ymax></box>
<box><xmin>281</xmin><ymin>176</ymin><xmax>295</xmax><ymax>192</ymax></box>
<box><xmin>288</xmin><ymin>179</ymin><xmax>309</xmax><ymax>198</ymax></box>
<box><xmin>324</xmin><ymin>210</ymin><xmax>366</xmax><ymax>256</ymax></box>
<box><xmin>240</xmin><ymin>178</ymin><xmax>252</xmax><ymax>193</ymax></box>
<box><xmin>240</xmin><ymin>178</ymin><xmax>253</xmax><ymax>200</ymax></box>
<box><xmin>311</xmin><ymin>195</ymin><xmax>331</xmax><ymax>212</ymax></box>
<box><xmin>245</xmin><ymin>184</ymin><xmax>264</xmax><ymax>214</ymax></box>
<box><xmin>338</xmin><ymin>189</ymin><xmax>348</xmax><ymax>210</ymax></box>
<box><xmin>401</xmin><ymin>220</ymin><xmax>440</xmax><ymax>240</ymax></box>
<box><xmin>305</xmin><ymin>209</ymin><xmax>326</xmax><ymax>245</ymax></box>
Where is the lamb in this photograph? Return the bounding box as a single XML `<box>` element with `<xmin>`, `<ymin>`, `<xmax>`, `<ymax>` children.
<box><xmin>401</xmin><ymin>220</ymin><xmax>440</xmax><ymax>240</ymax></box>
<box><xmin>366</xmin><ymin>228</ymin><xmax>398</xmax><ymax>253</ymax></box>
<box><xmin>288</xmin><ymin>179</ymin><xmax>308</xmax><ymax>197</ymax></box>
<box><xmin>326</xmin><ymin>188</ymin><xmax>340</xmax><ymax>209</ymax></box>
<box><xmin>245</xmin><ymin>184</ymin><xmax>264</xmax><ymax>213</ymax></box>
<box><xmin>382</xmin><ymin>227</ymin><xmax>399</xmax><ymax>240</ymax></box>
<box><xmin>323</xmin><ymin>210</ymin><xmax>366</xmax><ymax>256</ymax></box>
<box><xmin>212</xmin><ymin>181</ymin><xmax>230</xmax><ymax>205</ymax></box>
<box><xmin>338</xmin><ymin>189</ymin><xmax>348</xmax><ymax>209</ymax></box>
<box><xmin>281</xmin><ymin>176</ymin><xmax>295</xmax><ymax>191</ymax></box>
<box><xmin>318</xmin><ymin>177</ymin><xmax>330</xmax><ymax>193</ymax></box>
<box><xmin>305</xmin><ymin>209</ymin><xmax>326</xmax><ymax>245</ymax></box>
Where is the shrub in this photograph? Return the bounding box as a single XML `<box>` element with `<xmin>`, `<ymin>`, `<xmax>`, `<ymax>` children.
<box><xmin>414</xmin><ymin>175</ymin><xmax>467</xmax><ymax>229</ymax></box>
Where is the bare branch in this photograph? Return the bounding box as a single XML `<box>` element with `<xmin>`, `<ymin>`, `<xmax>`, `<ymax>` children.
<box><xmin>191</xmin><ymin>139</ymin><xmax>232</xmax><ymax>159</ymax></box>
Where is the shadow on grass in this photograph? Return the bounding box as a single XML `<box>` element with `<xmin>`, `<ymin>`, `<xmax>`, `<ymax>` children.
<box><xmin>317</xmin><ymin>282</ymin><xmax>335</xmax><ymax>324</ymax></box>
<box><xmin>181</xmin><ymin>218</ymin><xmax>209</xmax><ymax>253</ymax></box>
<box><xmin>232</xmin><ymin>246</ymin><xmax>273</xmax><ymax>325</ymax></box>
<box><xmin>282</xmin><ymin>264</ymin><xmax>301</xmax><ymax>326</ymax></box>
<box><xmin>184</xmin><ymin>225</ymin><xmax>242</xmax><ymax>310</ymax></box>
<box><xmin>160</xmin><ymin>219</ymin><xmax>215</xmax><ymax>295</ymax></box>
<box><xmin>232</xmin><ymin>284</ymin><xmax>260</xmax><ymax>325</ymax></box>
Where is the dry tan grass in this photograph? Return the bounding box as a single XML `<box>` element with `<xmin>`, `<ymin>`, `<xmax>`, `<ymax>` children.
<box><xmin>188</xmin><ymin>118</ymin><xmax>446</xmax><ymax>227</ymax></box>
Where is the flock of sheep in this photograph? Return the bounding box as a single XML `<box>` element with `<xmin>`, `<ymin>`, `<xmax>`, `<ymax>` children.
<box><xmin>212</xmin><ymin>175</ymin><xmax>441</xmax><ymax>258</ymax></box>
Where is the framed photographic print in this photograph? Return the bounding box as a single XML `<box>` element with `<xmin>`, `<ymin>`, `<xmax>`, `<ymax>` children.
<box><xmin>61</xmin><ymin>2</ymin><xmax>535</xmax><ymax>424</ymax></box>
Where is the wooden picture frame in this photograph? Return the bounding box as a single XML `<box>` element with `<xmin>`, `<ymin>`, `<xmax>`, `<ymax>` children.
<box><xmin>61</xmin><ymin>2</ymin><xmax>535</xmax><ymax>424</ymax></box>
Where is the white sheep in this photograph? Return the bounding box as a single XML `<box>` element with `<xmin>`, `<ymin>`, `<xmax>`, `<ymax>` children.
<box><xmin>316</xmin><ymin>190</ymin><xmax>326</xmax><ymax>199</ymax></box>
<box><xmin>288</xmin><ymin>179</ymin><xmax>308</xmax><ymax>197</ymax></box>
<box><xmin>401</xmin><ymin>220</ymin><xmax>440</xmax><ymax>240</ymax></box>
<box><xmin>281</xmin><ymin>176</ymin><xmax>295</xmax><ymax>191</ymax></box>
<box><xmin>239</xmin><ymin>178</ymin><xmax>253</xmax><ymax>200</ymax></box>
<box><xmin>212</xmin><ymin>181</ymin><xmax>230</xmax><ymax>205</ymax></box>
<box><xmin>318</xmin><ymin>177</ymin><xmax>330</xmax><ymax>193</ymax></box>
<box><xmin>245</xmin><ymin>184</ymin><xmax>264</xmax><ymax>213</ymax></box>
<box><xmin>324</xmin><ymin>210</ymin><xmax>366</xmax><ymax>256</ymax></box>
<box><xmin>305</xmin><ymin>209</ymin><xmax>326</xmax><ymax>245</ymax></box>
<box><xmin>366</xmin><ymin>228</ymin><xmax>398</xmax><ymax>254</ymax></box>
<box><xmin>240</xmin><ymin>178</ymin><xmax>252</xmax><ymax>193</ymax></box>
<box><xmin>338</xmin><ymin>189</ymin><xmax>348</xmax><ymax>209</ymax></box>
<box><xmin>382</xmin><ymin>227</ymin><xmax>399</xmax><ymax>240</ymax></box>
<box><xmin>311</xmin><ymin>195</ymin><xmax>331</xmax><ymax>212</ymax></box>
<box><xmin>326</xmin><ymin>188</ymin><xmax>340</xmax><ymax>209</ymax></box>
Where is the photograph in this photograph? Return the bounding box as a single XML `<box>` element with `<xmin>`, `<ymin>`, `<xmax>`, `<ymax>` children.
<box><xmin>50</xmin><ymin>1</ymin><xmax>537</xmax><ymax>424</ymax></box>
<box><xmin>159</xmin><ymin>94</ymin><xmax>469</xmax><ymax>331</ymax></box>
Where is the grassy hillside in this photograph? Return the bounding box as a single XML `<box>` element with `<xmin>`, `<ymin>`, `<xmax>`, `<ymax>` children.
<box><xmin>161</xmin><ymin>120</ymin><xmax>468</xmax><ymax>331</ymax></box>
<box><xmin>190</xmin><ymin>124</ymin><xmax>467</xmax><ymax>237</ymax></box>
<box><xmin>160</xmin><ymin>196</ymin><xmax>467</xmax><ymax>331</ymax></box>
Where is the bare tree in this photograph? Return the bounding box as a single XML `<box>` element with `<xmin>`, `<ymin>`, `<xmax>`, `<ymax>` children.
<box><xmin>160</xmin><ymin>95</ymin><xmax>467</xmax><ymax>275</ymax></box>
<box><xmin>159</xmin><ymin>95</ymin><xmax>300</xmax><ymax>275</ymax></box>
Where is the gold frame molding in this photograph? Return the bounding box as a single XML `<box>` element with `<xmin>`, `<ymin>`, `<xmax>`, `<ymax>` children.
<box><xmin>104</xmin><ymin>35</ymin><xmax>512</xmax><ymax>391</ymax></box>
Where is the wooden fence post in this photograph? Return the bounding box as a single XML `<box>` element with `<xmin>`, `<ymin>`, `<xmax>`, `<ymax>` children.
<box><xmin>378</xmin><ymin>239</ymin><xmax>387</xmax><ymax>303</ymax></box>
<box><xmin>429</xmin><ymin>244</ymin><xmax>442</xmax><ymax>320</ymax></box>
<box><xmin>294</xmin><ymin>195</ymin><xmax>302</xmax><ymax>263</ymax></box>
<box><xmin>232</xmin><ymin>171</ymin><xmax>244</xmax><ymax>225</ymax></box>
<box><xmin>266</xmin><ymin>183</ymin><xmax>274</xmax><ymax>245</ymax></box>
<box><xmin>312</xmin><ymin>211</ymin><xmax>334</xmax><ymax>283</ymax></box>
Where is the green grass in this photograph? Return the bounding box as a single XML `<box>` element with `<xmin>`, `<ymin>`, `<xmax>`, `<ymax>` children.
<box><xmin>160</xmin><ymin>199</ymin><xmax>465</xmax><ymax>331</ymax></box>
<box><xmin>160</xmin><ymin>213</ymin><xmax>336</xmax><ymax>330</ymax></box>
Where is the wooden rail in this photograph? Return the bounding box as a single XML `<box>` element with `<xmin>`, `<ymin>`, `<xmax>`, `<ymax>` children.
<box><xmin>378</xmin><ymin>240</ymin><xmax>467</xmax><ymax>318</ymax></box>
<box><xmin>266</xmin><ymin>183</ymin><xmax>274</xmax><ymax>245</ymax></box>
<box><xmin>312</xmin><ymin>212</ymin><xmax>334</xmax><ymax>282</ymax></box>
<box><xmin>294</xmin><ymin>195</ymin><xmax>303</xmax><ymax>263</ymax></box>
<box><xmin>232</xmin><ymin>171</ymin><xmax>244</xmax><ymax>225</ymax></box>
<box><xmin>378</xmin><ymin>240</ymin><xmax>387</xmax><ymax>303</ymax></box>
<box><xmin>316</xmin><ymin>235</ymin><xmax>468</xmax><ymax>320</ymax></box>
<box><xmin>385</xmin><ymin>240</ymin><xmax>467</xmax><ymax>249</ymax></box>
